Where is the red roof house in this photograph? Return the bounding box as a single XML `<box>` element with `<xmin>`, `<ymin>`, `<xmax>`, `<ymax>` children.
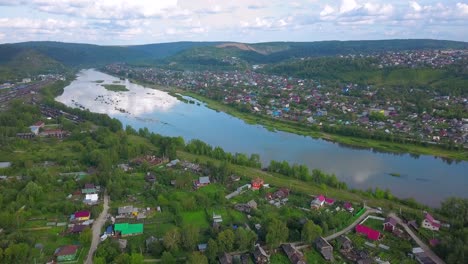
<box><xmin>251</xmin><ymin>178</ymin><xmax>264</xmax><ymax>190</ymax></box>
<box><xmin>356</xmin><ymin>224</ymin><xmax>381</xmax><ymax>241</ymax></box>
<box><xmin>344</xmin><ymin>202</ymin><xmax>354</xmax><ymax>212</ymax></box>
<box><xmin>422</xmin><ymin>213</ymin><xmax>441</xmax><ymax>231</ymax></box>
<box><xmin>311</xmin><ymin>195</ymin><xmax>326</xmax><ymax>209</ymax></box>
<box><xmin>325</xmin><ymin>198</ymin><xmax>335</xmax><ymax>205</ymax></box>
<box><xmin>74</xmin><ymin>211</ymin><xmax>91</xmax><ymax>221</ymax></box>
<box><xmin>383</xmin><ymin>217</ymin><xmax>398</xmax><ymax>232</ymax></box>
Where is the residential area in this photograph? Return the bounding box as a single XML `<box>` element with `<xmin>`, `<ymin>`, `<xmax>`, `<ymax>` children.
<box><xmin>104</xmin><ymin>53</ymin><xmax>468</xmax><ymax>149</ymax></box>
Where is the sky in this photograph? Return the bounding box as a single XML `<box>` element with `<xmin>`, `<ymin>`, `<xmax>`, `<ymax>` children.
<box><xmin>0</xmin><ymin>0</ymin><xmax>467</xmax><ymax>45</ymax></box>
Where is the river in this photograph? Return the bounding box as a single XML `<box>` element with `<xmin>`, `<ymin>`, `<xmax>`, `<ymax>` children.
<box><xmin>56</xmin><ymin>69</ymin><xmax>468</xmax><ymax>207</ymax></box>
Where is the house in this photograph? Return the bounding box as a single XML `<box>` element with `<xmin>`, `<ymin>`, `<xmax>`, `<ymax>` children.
<box><xmin>344</xmin><ymin>202</ymin><xmax>354</xmax><ymax>213</ymax></box>
<box><xmin>251</xmin><ymin>178</ymin><xmax>264</xmax><ymax>190</ymax></box>
<box><xmin>105</xmin><ymin>225</ymin><xmax>114</xmax><ymax>235</ymax></box>
<box><xmin>325</xmin><ymin>198</ymin><xmax>335</xmax><ymax>205</ymax></box>
<box><xmin>195</xmin><ymin>176</ymin><xmax>211</xmax><ymax>188</ymax></box>
<box><xmin>41</xmin><ymin>129</ymin><xmax>68</xmax><ymax>138</ymax></box>
<box><xmin>114</xmin><ymin>223</ymin><xmax>144</xmax><ymax>237</ymax></box>
<box><xmin>422</xmin><ymin>213</ymin><xmax>440</xmax><ymax>231</ymax></box>
<box><xmin>311</xmin><ymin>195</ymin><xmax>326</xmax><ymax>209</ymax></box>
<box><xmin>118</xmin><ymin>205</ymin><xmax>137</xmax><ymax>216</ymax></box>
<box><xmin>247</xmin><ymin>200</ymin><xmax>258</xmax><ymax>210</ymax></box>
<box><xmin>355</xmin><ymin>224</ymin><xmax>381</xmax><ymax>241</ymax></box>
<box><xmin>266</xmin><ymin>188</ymin><xmax>290</xmax><ymax>200</ymax></box>
<box><xmin>198</xmin><ymin>243</ymin><xmax>207</xmax><ymax>252</ymax></box>
<box><xmin>71</xmin><ymin>224</ymin><xmax>87</xmax><ymax>234</ymax></box>
<box><xmin>74</xmin><ymin>211</ymin><xmax>90</xmax><ymax>221</ymax></box>
<box><xmin>219</xmin><ymin>252</ymin><xmax>233</xmax><ymax>264</ymax></box>
<box><xmin>55</xmin><ymin>245</ymin><xmax>79</xmax><ymax>262</ymax></box>
<box><xmin>315</xmin><ymin>236</ymin><xmax>334</xmax><ymax>261</ymax></box>
<box><xmin>81</xmin><ymin>183</ymin><xmax>97</xmax><ymax>194</ymax></box>
<box><xmin>383</xmin><ymin>217</ymin><xmax>398</xmax><ymax>232</ymax></box>
<box><xmin>337</xmin><ymin>236</ymin><xmax>352</xmax><ymax>252</ymax></box>
<box><xmin>0</xmin><ymin>162</ymin><xmax>12</xmax><ymax>169</ymax></box>
<box><xmin>282</xmin><ymin>243</ymin><xmax>306</xmax><ymax>264</ymax></box>
<box><xmin>84</xmin><ymin>193</ymin><xmax>98</xmax><ymax>204</ymax></box>
<box><xmin>253</xmin><ymin>244</ymin><xmax>269</xmax><ymax>264</ymax></box>
<box><xmin>412</xmin><ymin>247</ymin><xmax>436</xmax><ymax>264</ymax></box>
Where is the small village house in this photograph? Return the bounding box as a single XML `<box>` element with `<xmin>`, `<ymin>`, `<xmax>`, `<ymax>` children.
<box><xmin>355</xmin><ymin>224</ymin><xmax>381</xmax><ymax>241</ymax></box>
<box><xmin>253</xmin><ymin>244</ymin><xmax>269</xmax><ymax>264</ymax></box>
<box><xmin>74</xmin><ymin>210</ymin><xmax>90</xmax><ymax>221</ymax></box>
<box><xmin>315</xmin><ymin>236</ymin><xmax>334</xmax><ymax>261</ymax></box>
<box><xmin>311</xmin><ymin>195</ymin><xmax>326</xmax><ymax>209</ymax></box>
<box><xmin>383</xmin><ymin>217</ymin><xmax>398</xmax><ymax>232</ymax></box>
<box><xmin>195</xmin><ymin>176</ymin><xmax>211</xmax><ymax>188</ymax></box>
<box><xmin>421</xmin><ymin>213</ymin><xmax>440</xmax><ymax>231</ymax></box>
<box><xmin>54</xmin><ymin>245</ymin><xmax>79</xmax><ymax>262</ymax></box>
<box><xmin>282</xmin><ymin>243</ymin><xmax>307</xmax><ymax>264</ymax></box>
<box><xmin>251</xmin><ymin>178</ymin><xmax>264</xmax><ymax>190</ymax></box>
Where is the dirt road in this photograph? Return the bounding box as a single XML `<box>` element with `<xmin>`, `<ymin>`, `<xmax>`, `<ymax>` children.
<box><xmin>324</xmin><ymin>207</ymin><xmax>378</xmax><ymax>241</ymax></box>
<box><xmin>85</xmin><ymin>193</ymin><xmax>110</xmax><ymax>264</ymax></box>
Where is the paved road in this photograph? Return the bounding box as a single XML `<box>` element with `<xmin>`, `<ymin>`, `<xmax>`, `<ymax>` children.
<box><xmin>388</xmin><ymin>213</ymin><xmax>445</xmax><ymax>264</ymax></box>
<box><xmin>85</xmin><ymin>193</ymin><xmax>110</xmax><ymax>264</ymax></box>
<box><xmin>324</xmin><ymin>207</ymin><xmax>378</xmax><ymax>241</ymax></box>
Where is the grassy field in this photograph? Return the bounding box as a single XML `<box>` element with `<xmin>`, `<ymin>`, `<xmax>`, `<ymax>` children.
<box><xmin>177</xmin><ymin>151</ymin><xmax>424</xmax><ymax>213</ymax></box>
<box><xmin>102</xmin><ymin>84</ymin><xmax>129</xmax><ymax>92</ymax></box>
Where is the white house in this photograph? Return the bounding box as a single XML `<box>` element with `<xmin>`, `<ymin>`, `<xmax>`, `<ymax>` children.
<box><xmin>421</xmin><ymin>213</ymin><xmax>440</xmax><ymax>231</ymax></box>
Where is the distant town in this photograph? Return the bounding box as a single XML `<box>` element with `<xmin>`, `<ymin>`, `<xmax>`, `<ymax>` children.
<box><xmin>104</xmin><ymin>49</ymin><xmax>468</xmax><ymax>150</ymax></box>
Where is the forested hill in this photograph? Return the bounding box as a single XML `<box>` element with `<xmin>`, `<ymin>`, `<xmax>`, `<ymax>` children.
<box><xmin>0</xmin><ymin>41</ymin><xmax>221</xmax><ymax>67</ymax></box>
<box><xmin>0</xmin><ymin>39</ymin><xmax>466</xmax><ymax>68</ymax></box>
<box><xmin>164</xmin><ymin>39</ymin><xmax>468</xmax><ymax>66</ymax></box>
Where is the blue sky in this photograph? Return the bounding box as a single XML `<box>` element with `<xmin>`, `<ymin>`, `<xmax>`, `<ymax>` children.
<box><xmin>0</xmin><ymin>0</ymin><xmax>467</xmax><ymax>45</ymax></box>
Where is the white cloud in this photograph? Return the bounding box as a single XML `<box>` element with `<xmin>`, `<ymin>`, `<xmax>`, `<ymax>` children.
<box><xmin>457</xmin><ymin>2</ymin><xmax>468</xmax><ymax>16</ymax></box>
<box><xmin>320</xmin><ymin>5</ymin><xmax>335</xmax><ymax>17</ymax></box>
<box><xmin>410</xmin><ymin>1</ymin><xmax>422</xmax><ymax>12</ymax></box>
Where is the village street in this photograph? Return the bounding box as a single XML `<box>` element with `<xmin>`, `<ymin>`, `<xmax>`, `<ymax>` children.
<box><xmin>85</xmin><ymin>193</ymin><xmax>110</xmax><ymax>264</ymax></box>
<box><xmin>388</xmin><ymin>213</ymin><xmax>446</xmax><ymax>264</ymax></box>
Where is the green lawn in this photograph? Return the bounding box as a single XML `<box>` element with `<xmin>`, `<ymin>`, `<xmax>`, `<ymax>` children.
<box><xmin>181</xmin><ymin>211</ymin><xmax>210</xmax><ymax>229</ymax></box>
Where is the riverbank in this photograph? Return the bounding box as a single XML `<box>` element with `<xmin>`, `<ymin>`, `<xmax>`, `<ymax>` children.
<box><xmin>114</xmin><ymin>73</ymin><xmax>468</xmax><ymax>161</ymax></box>
<box><xmin>173</xmin><ymin>90</ymin><xmax>468</xmax><ymax>161</ymax></box>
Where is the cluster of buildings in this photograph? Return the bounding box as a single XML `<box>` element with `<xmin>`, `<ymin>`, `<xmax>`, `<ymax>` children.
<box><xmin>104</xmin><ymin>63</ymin><xmax>468</xmax><ymax>148</ymax></box>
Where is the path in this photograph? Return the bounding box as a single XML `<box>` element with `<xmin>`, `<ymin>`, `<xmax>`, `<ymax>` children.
<box><xmin>324</xmin><ymin>207</ymin><xmax>377</xmax><ymax>241</ymax></box>
<box><xmin>85</xmin><ymin>193</ymin><xmax>110</xmax><ymax>264</ymax></box>
<box><xmin>388</xmin><ymin>213</ymin><xmax>445</xmax><ymax>264</ymax></box>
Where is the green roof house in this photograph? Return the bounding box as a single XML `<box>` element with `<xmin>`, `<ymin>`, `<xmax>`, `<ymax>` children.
<box><xmin>114</xmin><ymin>223</ymin><xmax>144</xmax><ymax>237</ymax></box>
<box><xmin>55</xmin><ymin>245</ymin><xmax>79</xmax><ymax>262</ymax></box>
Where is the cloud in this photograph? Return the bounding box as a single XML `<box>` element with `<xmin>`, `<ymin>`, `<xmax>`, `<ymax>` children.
<box><xmin>240</xmin><ymin>16</ymin><xmax>294</xmax><ymax>31</ymax></box>
<box><xmin>26</xmin><ymin>0</ymin><xmax>178</xmax><ymax>19</ymax></box>
<box><xmin>410</xmin><ymin>1</ymin><xmax>422</xmax><ymax>12</ymax></box>
<box><xmin>456</xmin><ymin>2</ymin><xmax>468</xmax><ymax>16</ymax></box>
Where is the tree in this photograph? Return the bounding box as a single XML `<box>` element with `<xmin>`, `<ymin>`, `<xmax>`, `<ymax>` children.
<box><xmin>266</xmin><ymin>219</ymin><xmax>289</xmax><ymax>248</ymax></box>
<box><xmin>235</xmin><ymin>227</ymin><xmax>257</xmax><ymax>251</ymax></box>
<box><xmin>301</xmin><ymin>220</ymin><xmax>323</xmax><ymax>244</ymax></box>
<box><xmin>182</xmin><ymin>224</ymin><xmax>200</xmax><ymax>251</ymax></box>
<box><xmin>206</xmin><ymin>239</ymin><xmax>218</xmax><ymax>263</ymax></box>
<box><xmin>217</xmin><ymin>229</ymin><xmax>235</xmax><ymax>252</ymax></box>
<box><xmin>130</xmin><ymin>253</ymin><xmax>144</xmax><ymax>264</ymax></box>
<box><xmin>161</xmin><ymin>251</ymin><xmax>176</xmax><ymax>264</ymax></box>
<box><xmin>93</xmin><ymin>257</ymin><xmax>106</xmax><ymax>264</ymax></box>
<box><xmin>79</xmin><ymin>227</ymin><xmax>92</xmax><ymax>247</ymax></box>
<box><xmin>188</xmin><ymin>252</ymin><xmax>208</xmax><ymax>264</ymax></box>
<box><xmin>163</xmin><ymin>228</ymin><xmax>181</xmax><ymax>252</ymax></box>
<box><xmin>114</xmin><ymin>253</ymin><xmax>131</xmax><ymax>264</ymax></box>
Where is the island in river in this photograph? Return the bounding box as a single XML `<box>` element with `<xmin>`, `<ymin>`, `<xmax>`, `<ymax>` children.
<box><xmin>55</xmin><ymin>69</ymin><xmax>468</xmax><ymax>206</ymax></box>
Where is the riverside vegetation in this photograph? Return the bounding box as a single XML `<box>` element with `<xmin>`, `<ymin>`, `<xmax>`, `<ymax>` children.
<box><xmin>0</xmin><ymin>73</ymin><xmax>466</xmax><ymax>263</ymax></box>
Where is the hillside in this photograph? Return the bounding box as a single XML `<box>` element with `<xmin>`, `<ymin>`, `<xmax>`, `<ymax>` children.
<box><xmin>160</xmin><ymin>39</ymin><xmax>468</xmax><ymax>70</ymax></box>
<box><xmin>0</xmin><ymin>49</ymin><xmax>65</xmax><ymax>82</ymax></box>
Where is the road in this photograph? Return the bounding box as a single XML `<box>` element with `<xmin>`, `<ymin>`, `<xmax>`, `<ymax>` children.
<box><xmin>388</xmin><ymin>213</ymin><xmax>445</xmax><ymax>264</ymax></box>
<box><xmin>85</xmin><ymin>193</ymin><xmax>110</xmax><ymax>264</ymax></box>
<box><xmin>324</xmin><ymin>207</ymin><xmax>378</xmax><ymax>241</ymax></box>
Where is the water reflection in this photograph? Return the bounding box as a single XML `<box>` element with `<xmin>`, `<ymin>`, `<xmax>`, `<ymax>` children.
<box><xmin>57</xmin><ymin>69</ymin><xmax>468</xmax><ymax>207</ymax></box>
<box><xmin>56</xmin><ymin>69</ymin><xmax>179</xmax><ymax>116</ymax></box>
